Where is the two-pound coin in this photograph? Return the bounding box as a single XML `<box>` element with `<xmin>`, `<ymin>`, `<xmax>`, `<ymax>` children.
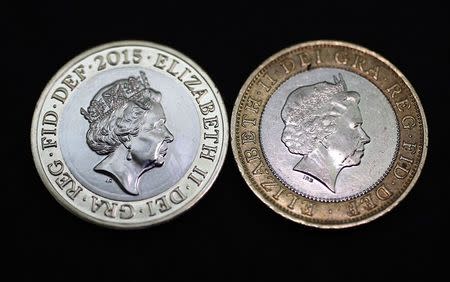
<box><xmin>31</xmin><ymin>41</ymin><xmax>228</xmax><ymax>229</ymax></box>
<box><xmin>231</xmin><ymin>40</ymin><xmax>427</xmax><ymax>228</ymax></box>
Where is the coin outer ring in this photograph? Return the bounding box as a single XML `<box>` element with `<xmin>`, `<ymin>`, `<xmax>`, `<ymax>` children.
<box><xmin>31</xmin><ymin>40</ymin><xmax>228</xmax><ymax>229</ymax></box>
<box><xmin>231</xmin><ymin>40</ymin><xmax>428</xmax><ymax>228</ymax></box>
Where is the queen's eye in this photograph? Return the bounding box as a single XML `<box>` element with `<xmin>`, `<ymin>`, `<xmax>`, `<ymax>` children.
<box><xmin>152</xmin><ymin>119</ymin><xmax>165</xmax><ymax>129</ymax></box>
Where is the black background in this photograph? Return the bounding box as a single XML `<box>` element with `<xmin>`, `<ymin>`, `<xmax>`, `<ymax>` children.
<box><xmin>9</xmin><ymin>1</ymin><xmax>446</xmax><ymax>281</ymax></box>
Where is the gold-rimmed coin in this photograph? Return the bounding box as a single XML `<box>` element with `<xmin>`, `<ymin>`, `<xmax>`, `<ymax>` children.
<box><xmin>231</xmin><ymin>40</ymin><xmax>427</xmax><ymax>228</ymax></box>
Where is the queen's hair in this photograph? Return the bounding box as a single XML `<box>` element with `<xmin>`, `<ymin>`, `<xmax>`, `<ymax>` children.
<box><xmin>281</xmin><ymin>79</ymin><xmax>360</xmax><ymax>155</ymax></box>
<box><xmin>81</xmin><ymin>72</ymin><xmax>161</xmax><ymax>155</ymax></box>
<box><xmin>86</xmin><ymin>102</ymin><xmax>150</xmax><ymax>155</ymax></box>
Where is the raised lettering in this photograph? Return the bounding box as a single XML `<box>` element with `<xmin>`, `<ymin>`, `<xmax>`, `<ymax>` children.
<box><xmin>351</xmin><ymin>55</ymin><xmax>366</xmax><ymax>72</ymax></box>
<box><xmin>241</xmin><ymin>131</ymin><xmax>256</xmax><ymax>144</ymax></box>
<box><xmin>241</xmin><ymin>114</ymin><xmax>256</xmax><ymax>127</ymax></box>
<box><xmin>55</xmin><ymin>172</ymin><xmax>74</xmax><ymax>190</ymax></box>
<box><xmin>91</xmin><ymin>196</ymin><xmax>118</xmax><ymax>218</ymax></box>
<box><xmin>402</xmin><ymin>116</ymin><xmax>416</xmax><ymax>129</ymax></box>
<box><xmin>260</xmin><ymin>177</ymin><xmax>278</xmax><ymax>192</ymax></box>
<box><xmin>203</xmin><ymin>116</ymin><xmax>219</xmax><ymax>129</ymax></box>
<box><xmin>66</xmin><ymin>185</ymin><xmax>82</xmax><ymax>201</ymax></box>
<box><xmin>394</xmin><ymin>155</ymin><xmax>413</xmax><ymax>179</ymax></box>
<box><xmin>154</xmin><ymin>53</ymin><xmax>168</xmax><ymax>69</ymax></box>
<box><xmin>257</xmin><ymin>72</ymin><xmax>277</xmax><ymax>92</ymax></box>
<box><xmin>396</xmin><ymin>99</ymin><xmax>411</xmax><ymax>112</ymax></box>
<box><xmin>200</xmin><ymin>144</ymin><xmax>217</xmax><ymax>161</ymax></box>
<box><xmin>298</xmin><ymin>52</ymin><xmax>311</xmax><ymax>67</ymax></box>
<box><xmin>335</xmin><ymin>51</ymin><xmax>349</xmax><ymax>64</ymax></box>
<box><xmin>73</xmin><ymin>64</ymin><xmax>86</xmax><ymax>81</ymax></box>
<box><xmin>184</xmin><ymin>75</ymin><xmax>202</xmax><ymax>90</ymax></box>
<box><xmin>280</xmin><ymin>58</ymin><xmax>295</xmax><ymax>74</ymax></box>
<box><xmin>62</xmin><ymin>75</ymin><xmax>78</xmax><ymax>91</ymax></box>
<box><xmin>51</xmin><ymin>87</ymin><xmax>69</xmax><ymax>104</ymax></box>
<box><xmin>42</xmin><ymin>111</ymin><xmax>58</xmax><ymax>127</ymax></box>
<box><xmin>252</xmin><ymin>161</ymin><xmax>268</xmax><ymax>175</ymax></box>
<box><xmin>315</xmin><ymin>50</ymin><xmax>322</xmax><ymax>64</ymax></box>
<box><xmin>169</xmin><ymin>187</ymin><xmax>187</xmax><ymax>205</ymax></box>
<box><xmin>41</xmin><ymin>137</ymin><xmax>57</xmax><ymax>150</ymax></box>
<box><xmin>166</xmin><ymin>59</ymin><xmax>180</xmax><ymax>77</ymax></box>
<box><xmin>204</xmin><ymin>130</ymin><xmax>219</xmax><ymax>144</ymax></box>
<box><xmin>146</xmin><ymin>201</ymin><xmax>156</xmax><ymax>217</ymax></box>
<box><xmin>119</xmin><ymin>204</ymin><xmax>134</xmax><ymax>219</ymax></box>
<box><xmin>188</xmin><ymin>166</ymin><xmax>208</xmax><ymax>186</ymax></box>
<box><xmin>41</xmin><ymin>128</ymin><xmax>56</xmax><ymax>136</ymax></box>
<box><xmin>191</xmin><ymin>89</ymin><xmax>208</xmax><ymax>104</ymax></box>
<box><xmin>347</xmin><ymin>201</ymin><xmax>360</xmax><ymax>217</ymax></box>
<box><xmin>243</xmin><ymin>148</ymin><xmax>259</xmax><ymax>163</ymax></box>
<box><xmin>360</xmin><ymin>195</ymin><xmax>377</xmax><ymax>211</ymax></box>
<box><xmin>177</xmin><ymin>67</ymin><xmax>191</xmax><ymax>82</ymax></box>
<box><xmin>272</xmin><ymin>186</ymin><xmax>284</xmax><ymax>200</ymax></box>
<box><xmin>300</xmin><ymin>201</ymin><xmax>314</xmax><ymax>216</ymax></box>
<box><xmin>402</xmin><ymin>141</ymin><xmax>417</xmax><ymax>154</ymax></box>
<box><xmin>376</xmin><ymin>185</ymin><xmax>393</xmax><ymax>200</ymax></box>
<box><xmin>245</xmin><ymin>97</ymin><xmax>261</xmax><ymax>114</ymax></box>
<box><xmin>199</xmin><ymin>100</ymin><xmax>215</xmax><ymax>115</ymax></box>
<box><xmin>387</xmin><ymin>83</ymin><xmax>402</xmax><ymax>99</ymax></box>
<box><xmin>287</xmin><ymin>193</ymin><xmax>299</xmax><ymax>209</ymax></box>
<box><xmin>47</xmin><ymin>160</ymin><xmax>63</xmax><ymax>176</ymax></box>
<box><xmin>366</xmin><ymin>65</ymin><xmax>379</xmax><ymax>80</ymax></box>
<box><xmin>155</xmin><ymin>196</ymin><xmax>171</xmax><ymax>213</ymax></box>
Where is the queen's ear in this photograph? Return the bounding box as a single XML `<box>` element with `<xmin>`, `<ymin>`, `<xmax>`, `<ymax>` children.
<box><xmin>119</xmin><ymin>134</ymin><xmax>132</xmax><ymax>149</ymax></box>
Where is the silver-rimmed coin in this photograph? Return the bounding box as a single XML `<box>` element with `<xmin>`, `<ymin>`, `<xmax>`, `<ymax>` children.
<box><xmin>31</xmin><ymin>41</ymin><xmax>228</xmax><ymax>229</ymax></box>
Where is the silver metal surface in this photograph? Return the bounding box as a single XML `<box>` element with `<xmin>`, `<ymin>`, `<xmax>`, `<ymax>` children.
<box><xmin>260</xmin><ymin>68</ymin><xmax>399</xmax><ymax>202</ymax></box>
<box><xmin>31</xmin><ymin>41</ymin><xmax>228</xmax><ymax>228</ymax></box>
<box><xmin>60</xmin><ymin>67</ymin><xmax>200</xmax><ymax>201</ymax></box>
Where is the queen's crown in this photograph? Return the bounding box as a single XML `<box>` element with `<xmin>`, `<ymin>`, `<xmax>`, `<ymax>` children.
<box><xmin>81</xmin><ymin>71</ymin><xmax>159</xmax><ymax>123</ymax></box>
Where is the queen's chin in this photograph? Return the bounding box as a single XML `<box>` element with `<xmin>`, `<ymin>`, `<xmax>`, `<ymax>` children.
<box><xmin>154</xmin><ymin>156</ymin><xmax>166</xmax><ymax>166</ymax></box>
<box><xmin>342</xmin><ymin>150</ymin><xmax>365</xmax><ymax>167</ymax></box>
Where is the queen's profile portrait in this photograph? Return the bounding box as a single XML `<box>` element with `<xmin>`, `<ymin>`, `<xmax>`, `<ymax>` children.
<box><xmin>81</xmin><ymin>71</ymin><xmax>174</xmax><ymax>195</ymax></box>
<box><xmin>281</xmin><ymin>74</ymin><xmax>370</xmax><ymax>193</ymax></box>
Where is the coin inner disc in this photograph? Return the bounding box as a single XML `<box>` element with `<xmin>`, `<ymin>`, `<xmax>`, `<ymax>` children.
<box><xmin>260</xmin><ymin>68</ymin><xmax>399</xmax><ymax>202</ymax></box>
<box><xmin>60</xmin><ymin>67</ymin><xmax>201</xmax><ymax>201</ymax></box>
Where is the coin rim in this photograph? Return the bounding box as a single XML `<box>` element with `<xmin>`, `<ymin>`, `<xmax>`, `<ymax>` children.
<box><xmin>31</xmin><ymin>40</ymin><xmax>229</xmax><ymax>229</ymax></box>
<box><xmin>231</xmin><ymin>40</ymin><xmax>428</xmax><ymax>229</ymax></box>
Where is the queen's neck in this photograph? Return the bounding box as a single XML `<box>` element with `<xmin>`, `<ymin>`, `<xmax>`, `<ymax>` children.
<box><xmin>293</xmin><ymin>145</ymin><xmax>343</xmax><ymax>193</ymax></box>
<box><xmin>95</xmin><ymin>146</ymin><xmax>145</xmax><ymax>195</ymax></box>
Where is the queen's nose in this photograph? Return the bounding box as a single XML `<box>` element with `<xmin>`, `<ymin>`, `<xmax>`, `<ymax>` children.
<box><xmin>359</xmin><ymin>127</ymin><xmax>370</xmax><ymax>144</ymax></box>
<box><xmin>164</xmin><ymin>126</ymin><xmax>174</xmax><ymax>143</ymax></box>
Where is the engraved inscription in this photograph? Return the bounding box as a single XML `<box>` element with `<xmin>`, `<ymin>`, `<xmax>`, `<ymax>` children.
<box><xmin>347</xmin><ymin>194</ymin><xmax>377</xmax><ymax>217</ymax></box>
<box><xmin>94</xmin><ymin>49</ymin><xmax>142</xmax><ymax>71</ymax></box>
<box><xmin>334</xmin><ymin>52</ymin><xmax>380</xmax><ymax>80</ymax></box>
<box><xmin>41</xmin><ymin>111</ymin><xmax>58</xmax><ymax>150</ymax></box>
<box><xmin>200</xmin><ymin>144</ymin><xmax>217</xmax><ymax>161</ymax></box>
<box><xmin>91</xmin><ymin>197</ymin><xmax>136</xmax><ymax>219</ymax></box>
<box><xmin>260</xmin><ymin>176</ymin><xmax>279</xmax><ymax>192</ymax></box>
<box><xmin>300</xmin><ymin>200</ymin><xmax>315</xmax><ymax>217</ymax></box>
<box><xmin>376</xmin><ymin>185</ymin><xmax>393</xmax><ymax>200</ymax></box>
<box><xmin>188</xmin><ymin>166</ymin><xmax>208</xmax><ymax>186</ymax></box>
<box><xmin>394</xmin><ymin>155</ymin><xmax>414</xmax><ymax>179</ymax></box>
<box><xmin>46</xmin><ymin>160</ymin><xmax>83</xmax><ymax>201</ymax></box>
<box><xmin>145</xmin><ymin>186</ymin><xmax>189</xmax><ymax>216</ymax></box>
<box><xmin>278</xmin><ymin>51</ymin><xmax>322</xmax><ymax>75</ymax></box>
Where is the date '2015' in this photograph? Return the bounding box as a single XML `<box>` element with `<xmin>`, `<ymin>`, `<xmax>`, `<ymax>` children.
<box><xmin>94</xmin><ymin>49</ymin><xmax>143</xmax><ymax>71</ymax></box>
